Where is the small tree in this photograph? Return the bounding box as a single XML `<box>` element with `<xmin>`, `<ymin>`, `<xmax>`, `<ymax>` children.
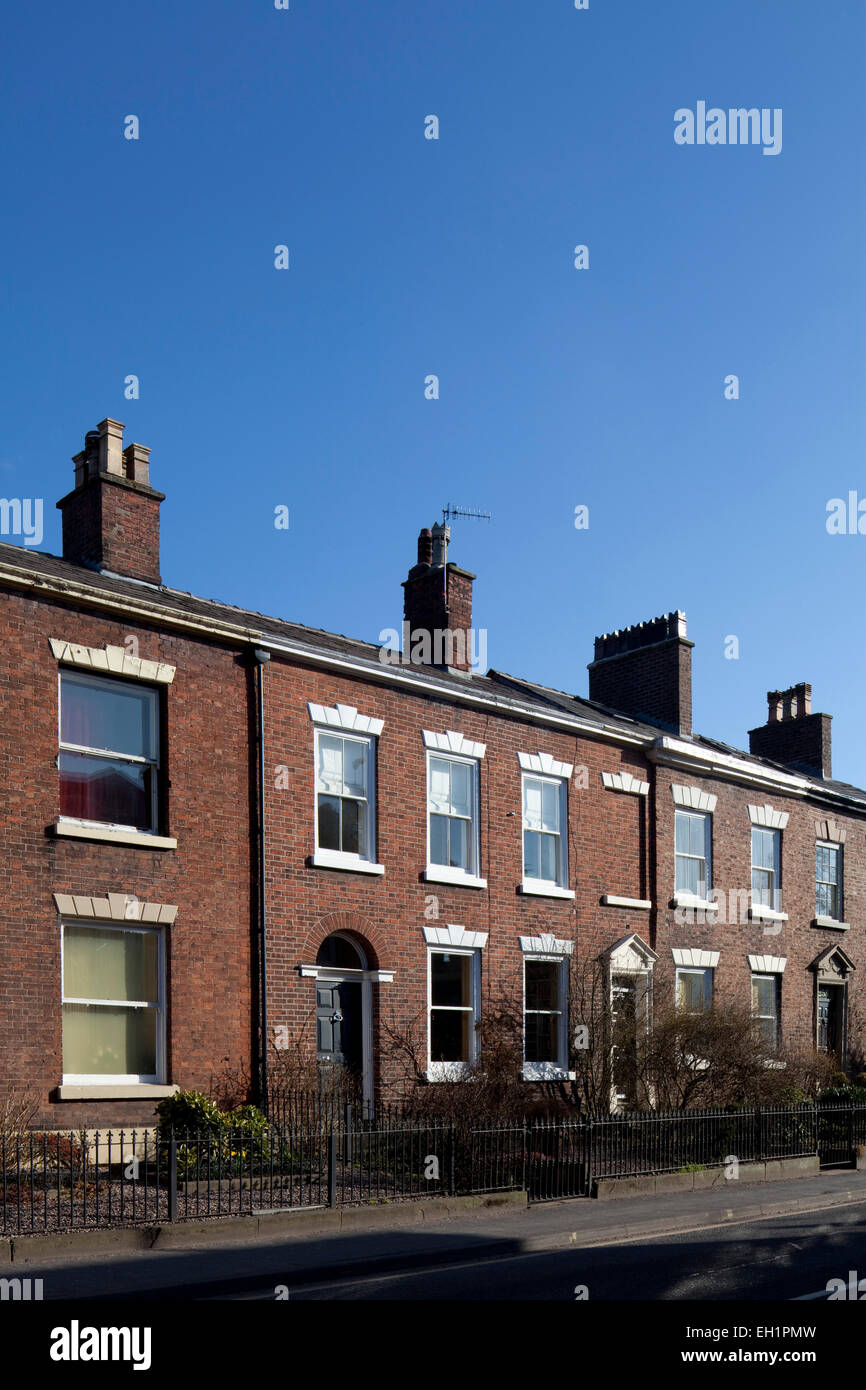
<box><xmin>380</xmin><ymin>983</ymin><xmax>528</xmax><ymax>1123</ymax></box>
<box><xmin>0</xmin><ymin>1081</ymin><xmax>39</xmax><ymax>1145</ymax></box>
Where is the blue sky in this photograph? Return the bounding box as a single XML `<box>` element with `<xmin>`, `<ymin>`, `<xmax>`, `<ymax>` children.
<box><xmin>2</xmin><ymin>2</ymin><xmax>865</xmax><ymax>780</ymax></box>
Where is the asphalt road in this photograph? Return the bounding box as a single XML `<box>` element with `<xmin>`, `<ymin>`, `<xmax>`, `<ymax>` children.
<box><xmin>22</xmin><ymin>1196</ymin><xmax>866</xmax><ymax>1302</ymax></box>
<box><xmin>265</xmin><ymin>1204</ymin><xmax>866</xmax><ymax>1301</ymax></box>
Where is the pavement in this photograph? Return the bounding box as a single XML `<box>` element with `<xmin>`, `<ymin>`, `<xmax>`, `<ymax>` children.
<box><xmin>6</xmin><ymin>1166</ymin><xmax>866</xmax><ymax>1299</ymax></box>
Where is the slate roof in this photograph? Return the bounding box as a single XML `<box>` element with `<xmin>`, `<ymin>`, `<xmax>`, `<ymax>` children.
<box><xmin>2</xmin><ymin>538</ymin><xmax>865</xmax><ymax>808</ymax></box>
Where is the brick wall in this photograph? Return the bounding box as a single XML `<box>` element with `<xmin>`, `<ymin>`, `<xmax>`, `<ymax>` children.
<box><xmin>260</xmin><ymin>659</ymin><xmax>654</xmax><ymax>1098</ymax></box>
<box><xmin>0</xmin><ymin>584</ymin><xmax>253</xmax><ymax>1125</ymax></box>
<box><xmin>1</xmin><ymin>570</ymin><xmax>864</xmax><ymax>1124</ymax></box>
<box><xmin>58</xmin><ymin>475</ymin><xmax>163</xmax><ymax>584</ymax></box>
<box><xmin>749</xmin><ymin>712</ymin><xmax>832</xmax><ymax>779</ymax></box>
<box><xmin>589</xmin><ymin>637</ymin><xmax>693</xmax><ymax>735</ymax></box>
<box><xmin>402</xmin><ymin>564</ymin><xmax>475</xmax><ymax>672</ymax></box>
<box><xmin>653</xmin><ymin>769</ymin><xmax>865</xmax><ymax>1054</ymax></box>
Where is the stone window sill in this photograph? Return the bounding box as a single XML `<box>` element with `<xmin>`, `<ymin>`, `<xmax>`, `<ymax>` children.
<box><xmin>308</xmin><ymin>850</ymin><xmax>385</xmax><ymax>876</ymax></box>
<box><xmin>602</xmin><ymin>894</ymin><xmax>653</xmax><ymax>910</ymax></box>
<box><xmin>672</xmin><ymin>893</ymin><xmax>719</xmax><ymax>912</ymax></box>
<box><xmin>519</xmin><ymin>880</ymin><xmax>575</xmax><ymax>901</ymax></box>
<box><xmin>522</xmin><ymin>1065</ymin><xmax>575</xmax><ymax>1082</ymax></box>
<box><xmin>422</xmin><ymin>866</ymin><xmax>487</xmax><ymax>890</ymax></box>
<box><xmin>748</xmin><ymin>905</ymin><xmax>788</xmax><ymax>923</ymax></box>
<box><xmin>813</xmin><ymin>916</ymin><xmax>849</xmax><ymax>931</ymax></box>
<box><xmin>426</xmin><ymin>1062</ymin><xmax>473</xmax><ymax>1082</ymax></box>
<box><xmin>54</xmin><ymin>1084</ymin><xmax>178</xmax><ymax>1101</ymax></box>
<box><xmin>53</xmin><ymin>820</ymin><xmax>177</xmax><ymax>851</ymax></box>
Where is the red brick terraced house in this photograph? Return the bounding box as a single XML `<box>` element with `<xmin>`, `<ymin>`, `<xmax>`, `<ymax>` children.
<box><xmin>0</xmin><ymin>419</ymin><xmax>862</xmax><ymax>1126</ymax></box>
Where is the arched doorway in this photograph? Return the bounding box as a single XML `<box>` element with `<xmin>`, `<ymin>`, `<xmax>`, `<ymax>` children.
<box><xmin>315</xmin><ymin>933</ymin><xmax>371</xmax><ymax>1104</ymax></box>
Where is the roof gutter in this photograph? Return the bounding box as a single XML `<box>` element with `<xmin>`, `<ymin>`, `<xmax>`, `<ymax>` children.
<box><xmin>649</xmin><ymin>736</ymin><xmax>866</xmax><ymax>813</ymax></box>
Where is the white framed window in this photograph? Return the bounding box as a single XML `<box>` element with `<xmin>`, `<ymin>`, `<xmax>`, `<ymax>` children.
<box><xmin>676</xmin><ymin>966</ymin><xmax>713</xmax><ymax>1014</ymax></box>
<box><xmin>752</xmin><ymin>827</ymin><xmax>782</xmax><ymax>911</ymax></box>
<box><xmin>313</xmin><ymin>729</ymin><xmax>383</xmax><ymax>873</ymax></box>
<box><xmin>427</xmin><ymin>948</ymin><xmax>480</xmax><ymax>1079</ymax></box>
<box><xmin>426</xmin><ymin>752</ymin><xmax>483</xmax><ymax>885</ymax></box>
<box><xmin>523</xmin><ymin>955</ymin><xmax>569</xmax><ymax>1079</ymax></box>
<box><xmin>521</xmin><ymin>774</ymin><xmax>571</xmax><ymax>897</ymax></box>
<box><xmin>58</xmin><ymin>671</ymin><xmax>160</xmax><ymax>833</ymax></box>
<box><xmin>675</xmin><ymin>810</ymin><xmax>711</xmax><ymax>899</ymax></box>
<box><xmin>751</xmin><ymin>973</ymin><xmax>780</xmax><ymax>1051</ymax></box>
<box><xmin>61</xmin><ymin>921</ymin><xmax>165</xmax><ymax>1084</ymax></box>
<box><xmin>816</xmin><ymin>842</ymin><xmax>843</xmax><ymax>921</ymax></box>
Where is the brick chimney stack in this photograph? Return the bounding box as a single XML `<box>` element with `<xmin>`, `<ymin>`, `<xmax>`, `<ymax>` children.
<box><xmin>57</xmin><ymin>419</ymin><xmax>164</xmax><ymax>584</ymax></box>
<box><xmin>748</xmin><ymin>683</ymin><xmax>832</xmax><ymax>778</ymax></box>
<box><xmin>402</xmin><ymin>524</ymin><xmax>476</xmax><ymax>674</ymax></box>
<box><xmin>588</xmin><ymin>611</ymin><xmax>693</xmax><ymax>735</ymax></box>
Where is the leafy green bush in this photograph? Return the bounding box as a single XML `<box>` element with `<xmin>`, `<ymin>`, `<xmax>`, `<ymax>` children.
<box><xmin>776</xmin><ymin>1087</ymin><xmax>815</xmax><ymax>1107</ymax></box>
<box><xmin>156</xmin><ymin>1091</ymin><xmax>225</xmax><ymax>1135</ymax></box>
<box><xmin>820</xmin><ymin>1084</ymin><xmax>866</xmax><ymax>1104</ymax></box>
<box><xmin>156</xmin><ymin>1091</ymin><xmax>270</xmax><ymax>1177</ymax></box>
<box><xmin>230</xmin><ymin>1104</ymin><xmax>270</xmax><ymax>1141</ymax></box>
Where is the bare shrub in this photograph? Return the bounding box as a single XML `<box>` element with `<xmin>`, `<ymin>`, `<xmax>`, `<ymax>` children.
<box><xmin>0</xmin><ymin>1082</ymin><xmax>39</xmax><ymax>1145</ymax></box>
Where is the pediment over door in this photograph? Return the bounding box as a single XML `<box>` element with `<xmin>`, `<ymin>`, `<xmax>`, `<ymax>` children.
<box><xmin>811</xmin><ymin>944</ymin><xmax>855</xmax><ymax>984</ymax></box>
<box><xmin>605</xmin><ymin>932</ymin><xmax>658</xmax><ymax>973</ymax></box>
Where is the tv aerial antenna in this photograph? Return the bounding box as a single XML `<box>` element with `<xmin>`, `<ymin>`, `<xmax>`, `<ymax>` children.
<box><xmin>441</xmin><ymin>504</ymin><xmax>491</xmax><ymax>526</ymax></box>
<box><xmin>438</xmin><ymin>506</ymin><xmax>491</xmax><ymax>608</ymax></box>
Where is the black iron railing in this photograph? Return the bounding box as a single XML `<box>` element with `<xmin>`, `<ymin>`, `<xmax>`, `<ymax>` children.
<box><xmin>1</xmin><ymin>1102</ymin><xmax>863</xmax><ymax>1233</ymax></box>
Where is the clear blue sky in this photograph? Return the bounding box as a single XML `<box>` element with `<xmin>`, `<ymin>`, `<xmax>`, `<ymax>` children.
<box><xmin>2</xmin><ymin>2</ymin><xmax>864</xmax><ymax>780</ymax></box>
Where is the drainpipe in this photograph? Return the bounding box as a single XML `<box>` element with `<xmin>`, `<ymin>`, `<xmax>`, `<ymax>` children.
<box><xmin>251</xmin><ymin>647</ymin><xmax>271</xmax><ymax>1113</ymax></box>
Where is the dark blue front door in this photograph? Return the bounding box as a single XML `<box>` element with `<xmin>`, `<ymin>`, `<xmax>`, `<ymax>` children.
<box><xmin>316</xmin><ymin>980</ymin><xmax>363</xmax><ymax>1073</ymax></box>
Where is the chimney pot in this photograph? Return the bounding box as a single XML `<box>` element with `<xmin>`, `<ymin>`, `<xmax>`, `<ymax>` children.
<box><xmin>97</xmin><ymin>418</ymin><xmax>125</xmax><ymax>477</ymax></box>
<box><xmin>83</xmin><ymin>431</ymin><xmax>100</xmax><ymax>480</ymax></box>
<box><xmin>417</xmin><ymin>528</ymin><xmax>433</xmax><ymax>567</ymax></box>
<box><xmin>431</xmin><ymin>522</ymin><xmax>450</xmax><ymax>568</ymax></box>
<box><xmin>750</xmin><ymin>683</ymin><xmax>830</xmax><ymax>777</ymax></box>
<box><xmin>57</xmin><ymin>419</ymin><xmax>164</xmax><ymax>584</ymax></box>
<box><xmin>123</xmin><ymin>442</ymin><xmax>151</xmax><ymax>486</ymax></box>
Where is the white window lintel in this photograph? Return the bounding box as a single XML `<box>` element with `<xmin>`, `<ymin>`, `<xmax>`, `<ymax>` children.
<box><xmin>50</xmin><ymin>638</ymin><xmax>175</xmax><ymax>685</ymax></box>
<box><xmin>307</xmin><ymin>702</ymin><xmax>384</xmax><ymax>736</ymax></box>
<box><xmin>747</xmin><ymin>955</ymin><xmax>787</xmax><ymax>974</ymax></box>
<box><xmin>518</xmin><ymin>751</ymin><xmax>573</xmax><ymax>780</ymax></box>
<box><xmin>423</xmin><ymin>924</ymin><xmax>488</xmax><ymax>949</ymax></box>
<box><xmin>602</xmin><ymin>771</ymin><xmax>649</xmax><ymax>796</ymax></box>
<box><xmin>519</xmin><ymin>934</ymin><xmax>574</xmax><ymax>956</ymax></box>
<box><xmin>672</xmin><ymin>948</ymin><xmax>719</xmax><ymax>969</ymax></box>
<box><xmin>749</xmin><ymin>803</ymin><xmax>789</xmax><ymax>830</ymax></box>
<box><xmin>423</xmin><ymin>729</ymin><xmax>486</xmax><ymax>759</ymax></box>
<box><xmin>672</xmin><ymin>784</ymin><xmax>717</xmax><ymax>813</ymax></box>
